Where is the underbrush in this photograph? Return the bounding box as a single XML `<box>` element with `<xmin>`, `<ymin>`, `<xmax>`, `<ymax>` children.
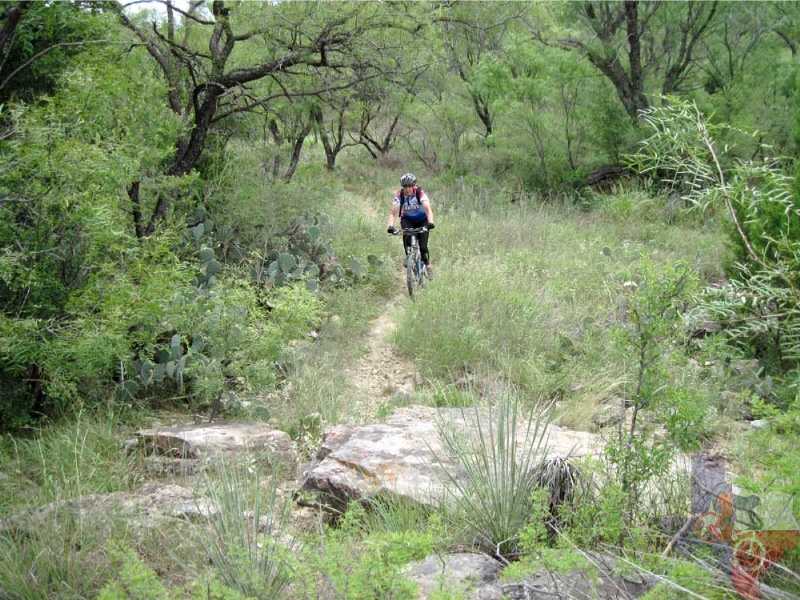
<box><xmin>2</xmin><ymin>162</ymin><xmax>797</xmax><ymax>598</ymax></box>
<box><xmin>393</xmin><ymin>188</ymin><xmax>724</xmax><ymax>409</ymax></box>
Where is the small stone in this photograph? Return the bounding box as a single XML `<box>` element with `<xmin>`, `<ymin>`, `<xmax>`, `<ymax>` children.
<box><xmin>750</xmin><ymin>419</ymin><xmax>769</xmax><ymax>429</ymax></box>
<box><xmin>123</xmin><ymin>438</ymin><xmax>139</xmax><ymax>455</ymax></box>
<box><xmin>592</xmin><ymin>403</ymin><xmax>625</xmax><ymax>429</ymax></box>
<box><xmin>393</xmin><ymin>387</ymin><xmax>412</xmax><ymax>402</ymax></box>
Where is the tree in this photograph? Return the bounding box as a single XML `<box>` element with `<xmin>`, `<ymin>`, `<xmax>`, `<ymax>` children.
<box><xmin>532</xmin><ymin>1</ymin><xmax>719</xmax><ymax>120</ymax></box>
<box><xmin>0</xmin><ymin>1</ymin><xmax>109</xmax><ymax>104</ymax></box>
<box><xmin>0</xmin><ymin>1</ymin><xmax>31</xmax><ymax>58</ymax></box>
<box><xmin>111</xmin><ymin>0</ymin><xmax>419</xmax><ymax>235</ymax></box>
<box><xmin>436</xmin><ymin>1</ymin><xmax>526</xmax><ymax>138</ymax></box>
<box><xmin>771</xmin><ymin>0</ymin><xmax>800</xmax><ymax>58</ymax></box>
<box><xmin>695</xmin><ymin>1</ymin><xmax>769</xmax><ymax>95</ymax></box>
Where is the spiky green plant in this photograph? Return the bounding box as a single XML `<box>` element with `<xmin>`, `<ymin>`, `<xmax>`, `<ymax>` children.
<box><xmin>529</xmin><ymin>455</ymin><xmax>584</xmax><ymax>532</ymax></box>
<box><xmin>433</xmin><ymin>389</ymin><xmax>551</xmax><ymax>560</ymax></box>
<box><xmin>196</xmin><ymin>455</ymin><xmax>301</xmax><ymax>599</ymax></box>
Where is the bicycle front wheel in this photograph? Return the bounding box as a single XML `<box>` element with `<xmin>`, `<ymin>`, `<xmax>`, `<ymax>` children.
<box><xmin>406</xmin><ymin>252</ymin><xmax>416</xmax><ymax>297</ymax></box>
<box><xmin>417</xmin><ymin>260</ymin><xmax>427</xmax><ymax>290</ymax></box>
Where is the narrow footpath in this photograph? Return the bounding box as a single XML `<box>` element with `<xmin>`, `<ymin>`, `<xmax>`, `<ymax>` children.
<box><xmin>345</xmin><ymin>279</ymin><xmax>421</xmax><ymax>422</ymax></box>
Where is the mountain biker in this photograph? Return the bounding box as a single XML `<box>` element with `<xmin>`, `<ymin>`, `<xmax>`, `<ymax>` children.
<box><xmin>386</xmin><ymin>172</ymin><xmax>435</xmax><ymax>277</ymax></box>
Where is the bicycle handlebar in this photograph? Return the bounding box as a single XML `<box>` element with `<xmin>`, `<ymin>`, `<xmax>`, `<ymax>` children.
<box><xmin>391</xmin><ymin>226</ymin><xmax>428</xmax><ymax>236</ymax></box>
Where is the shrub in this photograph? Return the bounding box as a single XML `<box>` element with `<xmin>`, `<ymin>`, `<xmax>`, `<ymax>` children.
<box><xmin>433</xmin><ymin>389</ymin><xmax>551</xmax><ymax>560</ymax></box>
<box><xmin>627</xmin><ymin>98</ymin><xmax>800</xmax><ymax>384</ymax></box>
<box><xmin>196</xmin><ymin>456</ymin><xmax>302</xmax><ymax>600</ymax></box>
<box><xmin>312</xmin><ymin>500</ymin><xmax>433</xmax><ymax>600</ymax></box>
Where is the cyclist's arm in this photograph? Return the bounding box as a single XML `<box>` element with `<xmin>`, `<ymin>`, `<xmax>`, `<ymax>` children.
<box><xmin>422</xmin><ymin>199</ymin><xmax>434</xmax><ymax>225</ymax></box>
<box><xmin>387</xmin><ymin>204</ymin><xmax>400</xmax><ymax>229</ymax></box>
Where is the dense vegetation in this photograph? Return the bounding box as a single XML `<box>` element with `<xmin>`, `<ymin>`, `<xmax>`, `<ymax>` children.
<box><xmin>1</xmin><ymin>1</ymin><xmax>799</xmax><ymax>598</ymax></box>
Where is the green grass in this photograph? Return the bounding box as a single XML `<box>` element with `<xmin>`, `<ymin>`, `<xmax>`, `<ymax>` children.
<box><xmin>433</xmin><ymin>388</ymin><xmax>552</xmax><ymax>560</ymax></box>
<box><xmin>3</xmin><ymin>159</ymin><xmax>769</xmax><ymax>597</ymax></box>
<box><xmin>393</xmin><ymin>187</ymin><xmax>726</xmax><ymax>412</ymax></box>
<box><xmin>195</xmin><ymin>455</ymin><xmax>302</xmax><ymax>600</ymax></box>
<box><xmin>0</xmin><ymin>410</ymin><xmax>139</xmax><ymax>513</ymax></box>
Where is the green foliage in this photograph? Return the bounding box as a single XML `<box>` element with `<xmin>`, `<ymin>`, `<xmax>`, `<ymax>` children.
<box><xmin>197</xmin><ymin>456</ymin><xmax>302</xmax><ymax>600</ymax></box>
<box><xmin>431</xmin><ymin>384</ymin><xmax>477</xmax><ymax>408</ymax></box>
<box><xmin>502</xmin><ymin>546</ymin><xmax>591</xmax><ymax>581</ymax></box>
<box><xmin>639</xmin><ymin>560</ymin><xmax>737</xmax><ymax>600</ymax></box>
<box><xmin>514</xmin><ymin>489</ymin><xmax>551</xmax><ymax>556</ymax></box>
<box><xmin>0</xmin><ymin>410</ymin><xmax>137</xmax><ymax>512</ymax></box>
<box><xmin>267</xmin><ymin>284</ymin><xmax>322</xmax><ymax>340</ymax></box>
<box><xmin>725</xmin><ymin>164</ymin><xmax>800</xmax><ymax>276</ymax></box>
<box><xmin>98</xmin><ymin>547</ymin><xmax>169</xmax><ymax>600</ymax></box>
<box><xmin>0</xmin><ymin>508</ymin><xmax>124</xmax><ymax>599</ymax></box>
<box><xmin>628</xmin><ymin>99</ymin><xmax>800</xmax><ymax>382</ymax></box>
<box><xmin>312</xmin><ymin>500</ymin><xmax>436</xmax><ymax>600</ymax></box>
<box><xmin>0</xmin><ymin>41</ymin><xmax>196</xmax><ymax>426</ymax></box>
<box><xmin>0</xmin><ymin>3</ymin><xmax>112</xmax><ymax>104</ymax></box>
<box><xmin>734</xmin><ymin>397</ymin><xmax>800</xmax><ymax>512</ymax></box>
<box><xmin>607</xmin><ymin>260</ymin><xmax>701</xmax><ymax>517</ymax></box>
<box><xmin>433</xmin><ymin>391</ymin><xmax>551</xmax><ymax>559</ymax></box>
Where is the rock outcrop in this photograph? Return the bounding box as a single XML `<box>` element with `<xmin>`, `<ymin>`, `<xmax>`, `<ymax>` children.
<box><xmin>0</xmin><ymin>481</ymin><xmax>215</xmax><ymax>535</ymax></box>
<box><xmin>403</xmin><ymin>552</ymin><xmax>654</xmax><ymax>600</ymax></box>
<box><xmin>297</xmin><ymin>405</ymin><xmax>602</xmax><ymax>512</ymax></box>
<box><xmin>137</xmin><ymin>420</ymin><xmax>296</xmax><ymax>468</ymax></box>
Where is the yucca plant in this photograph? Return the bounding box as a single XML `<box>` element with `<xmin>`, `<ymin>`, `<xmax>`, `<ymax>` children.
<box><xmin>197</xmin><ymin>455</ymin><xmax>301</xmax><ymax>599</ymax></box>
<box><xmin>433</xmin><ymin>389</ymin><xmax>551</xmax><ymax>561</ymax></box>
<box><xmin>529</xmin><ymin>455</ymin><xmax>584</xmax><ymax>534</ymax></box>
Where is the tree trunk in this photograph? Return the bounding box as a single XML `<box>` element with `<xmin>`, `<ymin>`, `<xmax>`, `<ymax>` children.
<box><xmin>470</xmin><ymin>91</ymin><xmax>493</xmax><ymax>137</ymax></box>
<box><xmin>283</xmin><ymin>121</ymin><xmax>313</xmax><ymax>182</ymax></box>
<box><xmin>268</xmin><ymin>119</ymin><xmax>282</xmax><ymax>179</ymax></box>
<box><xmin>313</xmin><ymin>106</ymin><xmax>337</xmax><ymax>171</ymax></box>
<box><xmin>0</xmin><ymin>1</ymin><xmax>31</xmax><ymax>58</ymax></box>
<box><xmin>623</xmin><ymin>1</ymin><xmax>648</xmax><ymax>116</ymax></box>
<box><xmin>128</xmin><ymin>180</ymin><xmax>145</xmax><ymax>240</ymax></box>
<box><xmin>167</xmin><ymin>89</ymin><xmax>221</xmax><ymax>178</ymax></box>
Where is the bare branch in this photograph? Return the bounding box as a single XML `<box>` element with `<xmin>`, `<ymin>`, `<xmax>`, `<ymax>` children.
<box><xmin>120</xmin><ymin>0</ymin><xmax>215</xmax><ymax>26</ymax></box>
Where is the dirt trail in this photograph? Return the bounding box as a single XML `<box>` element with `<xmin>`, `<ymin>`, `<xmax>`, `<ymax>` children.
<box><xmin>346</xmin><ymin>280</ymin><xmax>420</xmax><ymax>421</ymax></box>
<box><xmin>339</xmin><ymin>194</ymin><xmax>420</xmax><ymax>420</ymax></box>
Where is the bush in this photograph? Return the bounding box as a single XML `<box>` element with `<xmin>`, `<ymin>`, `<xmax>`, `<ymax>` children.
<box><xmin>196</xmin><ymin>456</ymin><xmax>303</xmax><ymax>599</ymax></box>
<box><xmin>433</xmin><ymin>389</ymin><xmax>551</xmax><ymax>560</ymax></box>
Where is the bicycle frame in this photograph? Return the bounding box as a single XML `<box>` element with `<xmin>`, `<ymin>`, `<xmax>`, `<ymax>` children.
<box><xmin>398</xmin><ymin>226</ymin><xmax>428</xmax><ymax>298</ymax></box>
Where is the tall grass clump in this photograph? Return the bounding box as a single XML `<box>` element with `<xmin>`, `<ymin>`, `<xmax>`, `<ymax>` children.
<box><xmin>0</xmin><ymin>509</ymin><xmax>132</xmax><ymax>599</ymax></box>
<box><xmin>434</xmin><ymin>388</ymin><xmax>552</xmax><ymax>560</ymax></box>
<box><xmin>0</xmin><ymin>411</ymin><xmax>149</xmax><ymax>598</ymax></box>
<box><xmin>393</xmin><ymin>184</ymin><xmax>721</xmax><ymax>403</ymax></box>
<box><xmin>196</xmin><ymin>455</ymin><xmax>302</xmax><ymax>600</ymax></box>
<box><xmin>0</xmin><ymin>410</ymin><xmax>137</xmax><ymax>513</ymax></box>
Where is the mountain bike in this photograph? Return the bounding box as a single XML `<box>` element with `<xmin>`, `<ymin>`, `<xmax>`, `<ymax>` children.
<box><xmin>394</xmin><ymin>226</ymin><xmax>428</xmax><ymax>298</ymax></box>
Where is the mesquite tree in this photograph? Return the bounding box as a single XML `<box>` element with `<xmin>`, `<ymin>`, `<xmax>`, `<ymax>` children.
<box><xmin>112</xmin><ymin>0</ymin><xmax>418</xmax><ymax>236</ymax></box>
<box><xmin>532</xmin><ymin>1</ymin><xmax>720</xmax><ymax>120</ymax></box>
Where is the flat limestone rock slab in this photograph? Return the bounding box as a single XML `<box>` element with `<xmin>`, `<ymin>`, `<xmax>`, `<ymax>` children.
<box><xmin>501</xmin><ymin>553</ymin><xmax>655</xmax><ymax>600</ymax></box>
<box><xmin>298</xmin><ymin>405</ymin><xmax>602</xmax><ymax>512</ymax></box>
<box><xmin>0</xmin><ymin>481</ymin><xmax>215</xmax><ymax>534</ymax></box>
<box><xmin>137</xmin><ymin>421</ymin><xmax>295</xmax><ymax>465</ymax></box>
<box><xmin>403</xmin><ymin>552</ymin><xmax>504</xmax><ymax>600</ymax></box>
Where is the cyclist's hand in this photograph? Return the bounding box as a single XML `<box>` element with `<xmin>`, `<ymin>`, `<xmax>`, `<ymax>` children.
<box><xmin>387</xmin><ymin>226</ymin><xmax>397</xmax><ymax>235</ymax></box>
<box><xmin>425</xmin><ymin>222</ymin><xmax>435</xmax><ymax>230</ymax></box>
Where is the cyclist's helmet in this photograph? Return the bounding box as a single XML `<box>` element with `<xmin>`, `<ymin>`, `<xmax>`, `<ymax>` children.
<box><xmin>400</xmin><ymin>172</ymin><xmax>417</xmax><ymax>187</ymax></box>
